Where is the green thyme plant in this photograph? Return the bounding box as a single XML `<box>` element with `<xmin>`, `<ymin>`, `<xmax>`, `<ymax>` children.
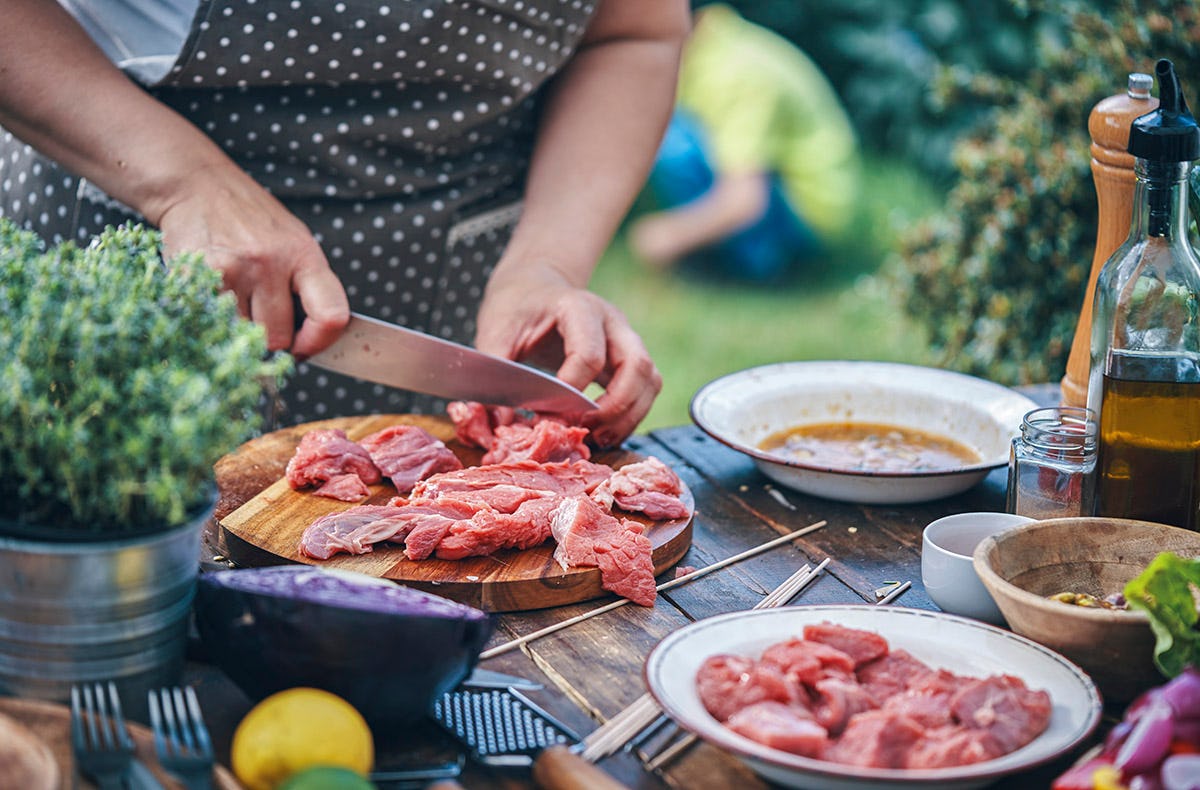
<box><xmin>0</xmin><ymin>220</ymin><xmax>291</xmax><ymax>535</ymax></box>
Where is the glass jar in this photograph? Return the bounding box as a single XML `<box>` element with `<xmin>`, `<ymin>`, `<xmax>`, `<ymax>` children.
<box><xmin>1006</xmin><ymin>407</ymin><xmax>1097</xmax><ymax>519</ymax></box>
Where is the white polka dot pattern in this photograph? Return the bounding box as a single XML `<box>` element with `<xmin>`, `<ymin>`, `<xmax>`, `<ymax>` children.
<box><xmin>0</xmin><ymin>0</ymin><xmax>596</xmax><ymax>426</ymax></box>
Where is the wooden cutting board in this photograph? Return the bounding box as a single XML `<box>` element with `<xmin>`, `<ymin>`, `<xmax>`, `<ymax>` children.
<box><xmin>217</xmin><ymin>414</ymin><xmax>694</xmax><ymax>612</ymax></box>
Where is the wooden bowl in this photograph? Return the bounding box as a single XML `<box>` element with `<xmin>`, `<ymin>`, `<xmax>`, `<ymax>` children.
<box><xmin>973</xmin><ymin>517</ymin><xmax>1200</xmax><ymax>703</ymax></box>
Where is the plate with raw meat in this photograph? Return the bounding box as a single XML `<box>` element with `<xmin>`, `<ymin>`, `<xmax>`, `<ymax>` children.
<box><xmin>644</xmin><ymin>605</ymin><xmax>1102</xmax><ymax>790</ymax></box>
<box><xmin>217</xmin><ymin>412</ymin><xmax>694</xmax><ymax>612</ymax></box>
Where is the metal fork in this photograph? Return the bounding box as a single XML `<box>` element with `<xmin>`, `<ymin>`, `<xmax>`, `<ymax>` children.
<box><xmin>148</xmin><ymin>686</ymin><xmax>214</xmax><ymax>790</ymax></box>
<box><xmin>70</xmin><ymin>682</ymin><xmax>136</xmax><ymax>790</ymax></box>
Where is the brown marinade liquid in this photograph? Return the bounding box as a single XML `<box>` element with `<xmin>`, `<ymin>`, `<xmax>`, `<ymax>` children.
<box><xmin>1097</xmin><ymin>372</ymin><xmax>1200</xmax><ymax>530</ymax></box>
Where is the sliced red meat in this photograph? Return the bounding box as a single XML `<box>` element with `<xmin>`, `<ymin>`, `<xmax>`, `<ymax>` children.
<box><xmin>285</xmin><ymin>428</ymin><xmax>381</xmax><ymax>489</ymax></box>
<box><xmin>434</xmin><ymin>495</ymin><xmax>560</xmax><ymax>560</ymax></box>
<box><xmin>313</xmin><ymin>473</ymin><xmax>371</xmax><ymax>502</ymax></box>
<box><xmin>358</xmin><ymin>424</ymin><xmax>463</xmax><ymax>494</ymax></box>
<box><xmin>822</xmin><ymin>710</ymin><xmax>925</xmax><ymax>768</ymax></box>
<box><xmin>482</xmin><ymin>420</ymin><xmax>591</xmax><ymax>465</ymax></box>
<box><xmin>447</xmin><ymin>401</ymin><xmax>498</xmax><ymax>449</ymax></box>
<box><xmin>725</xmin><ymin>701</ymin><xmax>829</xmax><ymax>757</ymax></box>
<box><xmin>298</xmin><ymin>504</ymin><xmax>405</xmax><ymax>559</ymax></box>
<box><xmin>856</xmin><ymin>649</ymin><xmax>936</xmax><ymax>702</ymax></box>
<box><xmin>591</xmin><ymin>457</ymin><xmax>690</xmax><ymax>520</ymax></box>
<box><xmin>550</xmin><ymin>495</ymin><xmax>658</xmax><ymax>606</ymax></box>
<box><xmin>810</xmin><ymin>676</ymin><xmax>880</xmax><ymax>736</ymax></box>
<box><xmin>802</xmin><ymin>622</ymin><xmax>890</xmax><ymax>669</ymax></box>
<box><xmin>760</xmin><ymin>637</ymin><xmax>856</xmax><ymax>687</ymax></box>
<box><xmin>949</xmin><ymin>674</ymin><xmax>1051</xmax><ymax>753</ymax></box>
<box><xmin>906</xmin><ymin>725</ymin><xmax>1005</xmax><ymax>769</ymax></box>
<box><xmin>696</xmin><ymin>655</ymin><xmax>795</xmax><ymax>722</ymax></box>
<box><xmin>410</xmin><ymin>459</ymin><xmax>612</xmax><ymax>502</ymax></box>
<box><xmin>881</xmin><ymin>685</ymin><xmax>956</xmax><ymax>729</ymax></box>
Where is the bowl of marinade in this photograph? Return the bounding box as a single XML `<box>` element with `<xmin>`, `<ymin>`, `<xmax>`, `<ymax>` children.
<box><xmin>689</xmin><ymin>361</ymin><xmax>1037</xmax><ymax>504</ymax></box>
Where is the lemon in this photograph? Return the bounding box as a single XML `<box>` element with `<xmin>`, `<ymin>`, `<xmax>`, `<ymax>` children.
<box><xmin>231</xmin><ymin>688</ymin><xmax>374</xmax><ymax>790</ymax></box>
<box><xmin>278</xmin><ymin>766</ymin><xmax>376</xmax><ymax>790</ymax></box>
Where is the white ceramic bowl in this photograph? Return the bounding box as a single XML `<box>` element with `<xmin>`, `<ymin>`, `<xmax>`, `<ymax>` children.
<box><xmin>645</xmin><ymin>606</ymin><xmax>1102</xmax><ymax>790</ymax></box>
<box><xmin>689</xmin><ymin>361</ymin><xmax>1037</xmax><ymax>504</ymax></box>
<box><xmin>922</xmin><ymin>512</ymin><xmax>1033</xmax><ymax>624</ymax></box>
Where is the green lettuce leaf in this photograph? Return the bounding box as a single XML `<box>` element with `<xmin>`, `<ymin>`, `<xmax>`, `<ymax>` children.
<box><xmin>1124</xmin><ymin>552</ymin><xmax>1200</xmax><ymax>679</ymax></box>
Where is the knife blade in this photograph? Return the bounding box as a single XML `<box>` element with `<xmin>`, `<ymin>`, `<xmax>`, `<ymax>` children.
<box><xmin>461</xmin><ymin>667</ymin><xmax>543</xmax><ymax>690</ymax></box>
<box><xmin>305</xmin><ymin>312</ymin><xmax>598</xmax><ymax>413</ymax></box>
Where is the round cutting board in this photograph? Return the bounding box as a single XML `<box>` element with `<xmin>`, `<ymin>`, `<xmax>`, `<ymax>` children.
<box><xmin>216</xmin><ymin>415</ymin><xmax>694</xmax><ymax>612</ymax></box>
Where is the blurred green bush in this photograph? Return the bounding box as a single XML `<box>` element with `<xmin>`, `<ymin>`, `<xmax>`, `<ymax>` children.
<box><xmin>896</xmin><ymin>0</ymin><xmax>1200</xmax><ymax>385</ymax></box>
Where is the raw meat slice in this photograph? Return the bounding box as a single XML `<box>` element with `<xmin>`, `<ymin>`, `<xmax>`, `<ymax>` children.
<box><xmin>549</xmin><ymin>495</ymin><xmax>658</xmax><ymax>606</ymax></box>
<box><xmin>810</xmin><ymin>676</ymin><xmax>880</xmax><ymax>736</ymax></box>
<box><xmin>482</xmin><ymin>420</ymin><xmax>591</xmax><ymax>465</ymax></box>
<box><xmin>696</xmin><ymin>655</ymin><xmax>796</xmax><ymax>722</ymax></box>
<box><xmin>906</xmin><ymin>725</ymin><xmax>1004</xmax><ymax>769</ymax></box>
<box><xmin>358</xmin><ymin>424</ymin><xmax>463</xmax><ymax>494</ymax></box>
<box><xmin>447</xmin><ymin>401</ymin><xmax>526</xmax><ymax>449</ymax></box>
<box><xmin>410</xmin><ymin>460</ymin><xmax>612</xmax><ymax>502</ymax></box>
<box><xmin>313</xmin><ymin>473</ymin><xmax>371</xmax><ymax>502</ymax></box>
<box><xmin>434</xmin><ymin>496</ymin><xmax>561</xmax><ymax>560</ymax></box>
<box><xmin>760</xmin><ymin>637</ymin><xmax>857</xmax><ymax>686</ymax></box>
<box><xmin>950</xmin><ymin>674</ymin><xmax>1052</xmax><ymax>753</ymax></box>
<box><xmin>881</xmin><ymin>684</ymin><xmax>957</xmax><ymax>729</ymax></box>
<box><xmin>590</xmin><ymin>457</ymin><xmax>690</xmax><ymax>520</ymax></box>
<box><xmin>725</xmin><ymin>702</ymin><xmax>829</xmax><ymax>757</ymax></box>
<box><xmin>856</xmin><ymin>649</ymin><xmax>936</xmax><ymax>702</ymax></box>
<box><xmin>285</xmin><ymin>428</ymin><xmax>381</xmax><ymax>489</ymax></box>
<box><xmin>802</xmin><ymin>622</ymin><xmax>890</xmax><ymax>668</ymax></box>
<box><xmin>298</xmin><ymin>505</ymin><xmax>404</xmax><ymax>559</ymax></box>
<box><xmin>822</xmin><ymin>710</ymin><xmax>925</xmax><ymax>768</ymax></box>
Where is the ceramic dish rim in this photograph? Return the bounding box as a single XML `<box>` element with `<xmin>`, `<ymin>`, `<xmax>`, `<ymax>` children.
<box><xmin>644</xmin><ymin>604</ymin><xmax>1103</xmax><ymax>785</ymax></box>
<box><xmin>689</xmin><ymin>361</ymin><xmax>1038</xmax><ymax>480</ymax></box>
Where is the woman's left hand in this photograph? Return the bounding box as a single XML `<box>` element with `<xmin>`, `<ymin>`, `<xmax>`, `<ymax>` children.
<box><xmin>475</xmin><ymin>263</ymin><xmax>661</xmax><ymax>447</ymax></box>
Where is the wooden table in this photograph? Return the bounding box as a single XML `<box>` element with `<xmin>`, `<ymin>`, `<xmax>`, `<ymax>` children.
<box><xmin>188</xmin><ymin>385</ymin><xmax>1099</xmax><ymax>789</ymax></box>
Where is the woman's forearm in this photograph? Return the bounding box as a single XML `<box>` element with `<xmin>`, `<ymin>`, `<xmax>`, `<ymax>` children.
<box><xmin>0</xmin><ymin>0</ymin><xmax>245</xmax><ymax>224</ymax></box>
<box><xmin>493</xmin><ymin>0</ymin><xmax>689</xmax><ymax>287</ymax></box>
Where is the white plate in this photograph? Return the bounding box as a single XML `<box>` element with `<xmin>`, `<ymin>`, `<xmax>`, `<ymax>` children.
<box><xmin>645</xmin><ymin>606</ymin><xmax>1102</xmax><ymax>790</ymax></box>
<box><xmin>689</xmin><ymin>361</ymin><xmax>1038</xmax><ymax>504</ymax></box>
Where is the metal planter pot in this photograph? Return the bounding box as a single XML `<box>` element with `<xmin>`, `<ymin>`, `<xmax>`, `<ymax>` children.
<box><xmin>0</xmin><ymin>501</ymin><xmax>209</xmax><ymax>721</ymax></box>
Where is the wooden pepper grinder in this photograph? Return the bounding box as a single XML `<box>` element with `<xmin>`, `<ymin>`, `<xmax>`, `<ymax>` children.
<box><xmin>1060</xmin><ymin>73</ymin><xmax>1158</xmax><ymax>406</ymax></box>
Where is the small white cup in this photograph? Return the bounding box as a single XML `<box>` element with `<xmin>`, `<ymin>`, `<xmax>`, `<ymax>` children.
<box><xmin>921</xmin><ymin>512</ymin><xmax>1033</xmax><ymax>625</ymax></box>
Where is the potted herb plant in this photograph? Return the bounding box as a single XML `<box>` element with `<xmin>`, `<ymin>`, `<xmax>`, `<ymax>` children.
<box><xmin>0</xmin><ymin>219</ymin><xmax>290</xmax><ymax>710</ymax></box>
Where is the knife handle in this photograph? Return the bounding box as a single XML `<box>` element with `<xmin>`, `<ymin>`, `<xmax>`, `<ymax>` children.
<box><xmin>531</xmin><ymin>745</ymin><xmax>631</xmax><ymax>790</ymax></box>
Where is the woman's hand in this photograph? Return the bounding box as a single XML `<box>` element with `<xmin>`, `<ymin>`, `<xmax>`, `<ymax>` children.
<box><xmin>155</xmin><ymin>165</ymin><xmax>349</xmax><ymax>358</ymax></box>
<box><xmin>475</xmin><ymin>262</ymin><xmax>662</xmax><ymax>447</ymax></box>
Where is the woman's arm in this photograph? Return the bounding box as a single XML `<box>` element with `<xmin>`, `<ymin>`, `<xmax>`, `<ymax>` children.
<box><xmin>0</xmin><ymin>0</ymin><xmax>347</xmax><ymax>356</ymax></box>
<box><xmin>476</xmin><ymin>0</ymin><xmax>690</xmax><ymax>445</ymax></box>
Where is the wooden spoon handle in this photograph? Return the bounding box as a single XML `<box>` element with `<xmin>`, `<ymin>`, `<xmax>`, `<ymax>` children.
<box><xmin>531</xmin><ymin>745</ymin><xmax>631</xmax><ymax>790</ymax></box>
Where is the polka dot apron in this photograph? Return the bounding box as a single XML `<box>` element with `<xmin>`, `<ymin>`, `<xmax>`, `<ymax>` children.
<box><xmin>0</xmin><ymin>0</ymin><xmax>596</xmax><ymax>426</ymax></box>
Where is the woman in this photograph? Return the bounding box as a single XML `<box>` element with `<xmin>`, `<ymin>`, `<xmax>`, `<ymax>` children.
<box><xmin>0</xmin><ymin>0</ymin><xmax>688</xmax><ymax>446</ymax></box>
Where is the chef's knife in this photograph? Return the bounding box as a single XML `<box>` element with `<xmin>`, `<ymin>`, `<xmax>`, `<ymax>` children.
<box><xmin>304</xmin><ymin>312</ymin><xmax>598</xmax><ymax>413</ymax></box>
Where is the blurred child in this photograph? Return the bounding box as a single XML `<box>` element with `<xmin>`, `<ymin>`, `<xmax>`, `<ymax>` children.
<box><xmin>630</xmin><ymin>3</ymin><xmax>861</xmax><ymax>282</ymax></box>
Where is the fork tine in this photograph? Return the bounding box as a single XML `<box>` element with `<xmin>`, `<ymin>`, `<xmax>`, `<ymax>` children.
<box><xmin>105</xmin><ymin>682</ymin><xmax>136</xmax><ymax>751</ymax></box>
<box><xmin>184</xmin><ymin>687</ymin><xmax>214</xmax><ymax>758</ymax></box>
<box><xmin>148</xmin><ymin>687</ymin><xmax>167</xmax><ymax>755</ymax></box>
<box><xmin>69</xmin><ymin>685</ymin><xmax>85</xmax><ymax>750</ymax></box>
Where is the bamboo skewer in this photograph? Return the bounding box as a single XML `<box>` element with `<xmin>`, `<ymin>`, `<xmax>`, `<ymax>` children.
<box><xmin>479</xmin><ymin>520</ymin><xmax>827</xmax><ymax>660</ymax></box>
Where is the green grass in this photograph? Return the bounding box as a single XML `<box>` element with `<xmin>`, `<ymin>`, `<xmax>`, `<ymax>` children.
<box><xmin>590</xmin><ymin>154</ymin><xmax>946</xmax><ymax>432</ymax></box>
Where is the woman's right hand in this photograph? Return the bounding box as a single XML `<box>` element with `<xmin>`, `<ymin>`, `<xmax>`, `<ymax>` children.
<box><xmin>155</xmin><ymin>165</ymin><xmax>349</xmax><ymax>358</ymax></box>
<box><xmin>0</xmin><ymin>0</ymin><xmax>348</xmax><ymax>359</ymax></box>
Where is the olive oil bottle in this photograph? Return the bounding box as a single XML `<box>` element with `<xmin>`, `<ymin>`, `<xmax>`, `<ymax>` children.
<box><xmin>1087</xmin><ymin>60</ymin><xmax>1200</xmax><ymax>530</ymax></box>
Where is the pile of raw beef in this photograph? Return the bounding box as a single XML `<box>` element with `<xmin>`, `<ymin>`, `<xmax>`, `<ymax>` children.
<box><xmin>283</xmin><ymin>403</ymin><xmax>691</xmax><ymax>606</ymax></box>
<box><xmin>696</xmin><ymin>622</ymin><xmax>1052</xmax><ymax>769</ymax></box>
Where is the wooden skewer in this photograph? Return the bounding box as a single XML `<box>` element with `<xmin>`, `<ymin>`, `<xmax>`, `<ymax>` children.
<box><xmin>479</xmin><ymin>521</ymin><xmax>827</xmax><ymax>660</ymax></box>
<box><xmin>876</xmin><ymin>580</ymin><xmax>912</xmax><ymax>606</ymax></box>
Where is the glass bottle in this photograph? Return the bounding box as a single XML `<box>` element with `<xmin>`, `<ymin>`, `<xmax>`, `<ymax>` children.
<box><xmin>1087</xmin><ymin>59</ymin><xmax>1200</xmax><ymax>530</ymax></box>
<box><xmin>1007</xmin><ymin>407</ymin><xmax>1097</xmax><ymax>519</ymax></box>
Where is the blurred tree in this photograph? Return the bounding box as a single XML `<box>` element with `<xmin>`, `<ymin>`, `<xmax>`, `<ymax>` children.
<box><xmin>727</xmin><ymin>0</ymin><xmax>1058</xmax><ymax>181</ymax></box>
<box><xmin>896</xmin><ymin>0</ymin><xmax>1200</xmax><ymax>385</ymax></box>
